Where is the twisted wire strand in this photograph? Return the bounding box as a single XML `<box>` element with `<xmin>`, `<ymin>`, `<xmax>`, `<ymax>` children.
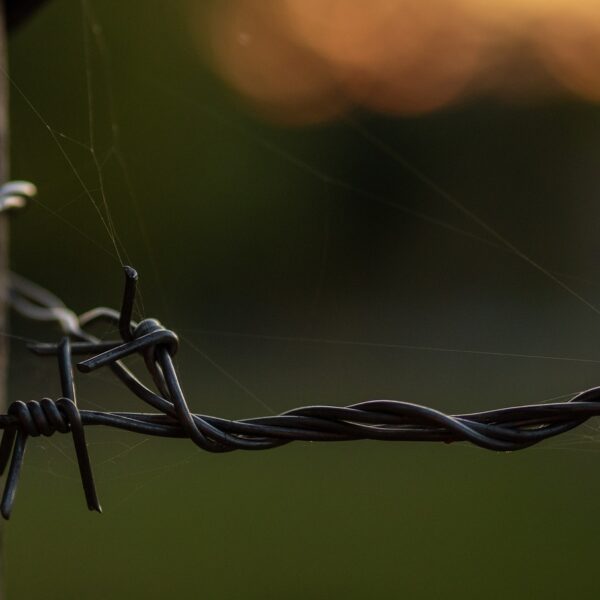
<box><xmin>2</xmin><ymin>175</ymin><xmax>599</xmax><ymax>517</ymax></box>
<box><xmin>3</xmin><ymin>264</ymin><xmax>600</xmax><ymax>517</ymax></box>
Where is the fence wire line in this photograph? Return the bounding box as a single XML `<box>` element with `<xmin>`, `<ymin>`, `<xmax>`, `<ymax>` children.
<box><xmin>2</xmin><ymin>182</ymin><xmax>600</xmax><ymax>519</ymax></box>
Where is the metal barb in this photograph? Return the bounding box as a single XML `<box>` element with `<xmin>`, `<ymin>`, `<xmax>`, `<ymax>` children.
<box><xmin>119</xmin><ymin>266</ymin><xmax>138</xmax><ymax>342</ymax></box>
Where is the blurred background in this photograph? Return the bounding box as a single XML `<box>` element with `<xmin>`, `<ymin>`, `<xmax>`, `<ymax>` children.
<box><xmin>5</xmin><ymin>0</ymin><xmax>600</xmax><ymax>597</ymax></box>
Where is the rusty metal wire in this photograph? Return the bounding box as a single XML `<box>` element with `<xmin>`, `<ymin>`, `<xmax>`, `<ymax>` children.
<box><xmin>2</xmin><ymin>181</ymin><xmax>600</xmax><ymax>519</ymax></box>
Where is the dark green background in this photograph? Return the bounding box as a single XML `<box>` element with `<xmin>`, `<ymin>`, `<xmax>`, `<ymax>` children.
<box><xmin>4</xmin><ymin>1</ymin><xmax>600</xmax><ymax>598</ymax></box>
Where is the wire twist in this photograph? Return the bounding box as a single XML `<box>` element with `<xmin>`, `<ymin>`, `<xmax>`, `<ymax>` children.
<box><xmin>2</xmin><ymin>181</ymin><xmax>600</xmax><ymax>518</ymax></box>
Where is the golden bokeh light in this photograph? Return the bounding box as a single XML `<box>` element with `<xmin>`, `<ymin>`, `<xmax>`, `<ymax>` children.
<box><xmin>192</xmin><ymin>0</ymin><xmax>600</xmax><ymax>124</ymax></box>
<box><xmin>201</xmin><ymin>0</ymin><xmax>347</xmax><ymax>124</ymax></box>
<box><xmin>284</xmin><ymin>0</ymin><xmax>483</xmax><ymax>115</ymax></box>
<box><xmin>535</xmin><ymin>4</ymin><xmax>600</xmax><ymax>103</ymax></box>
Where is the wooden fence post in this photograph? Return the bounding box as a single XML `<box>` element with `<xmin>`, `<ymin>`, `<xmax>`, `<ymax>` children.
<box><xmin>0</xmin><ymin>2</ymin><xmax>9</xmax><ymax>597</ymax></box>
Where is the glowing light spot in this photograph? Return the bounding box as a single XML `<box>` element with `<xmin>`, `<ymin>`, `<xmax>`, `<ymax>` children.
<box><xmin>201</xmin><ymin>0</ymin><xmax>347</xmax><ymax>124</ymax></box>
<box><xmin>535</xmin><ymin>5</ymin><xmax>600</xmax><ymax>102</ymax></box>
<box><xmin>190</xmin><ymin>0</ymin><xmax>600</xmax><ymax>123</ymax></box>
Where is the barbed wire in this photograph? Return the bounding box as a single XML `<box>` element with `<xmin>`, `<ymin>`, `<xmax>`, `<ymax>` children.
<box><xmin>2</xmin><ymin>181</ymin><xmax>600</xmax><ymax>519</ymax></box>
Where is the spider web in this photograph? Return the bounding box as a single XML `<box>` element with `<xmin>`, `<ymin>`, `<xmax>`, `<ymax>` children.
<box><xmin>5</xmin><ymin>0</ymin><xmax>600</xmax><ymax>512</ymax></box>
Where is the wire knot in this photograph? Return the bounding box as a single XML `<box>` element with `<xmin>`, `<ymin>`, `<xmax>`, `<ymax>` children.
<box><xmin>0</xmin><ymin>395</ymin><xmax>100</xmax><ymax>519</ymax></box>
<box><xmin>77</xmin><ymin>318</ymin><xmax>179</xmax><ymax>373</ymax></box>
<box><xmin>8</xmin><ymin>398</ymin><xmax>73</xmax><ymax>436</ymax></box>
<box><xmin>133</xmin><ymin>318</ymin><xmax>179</xmax><ymax>359</ymax></box>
